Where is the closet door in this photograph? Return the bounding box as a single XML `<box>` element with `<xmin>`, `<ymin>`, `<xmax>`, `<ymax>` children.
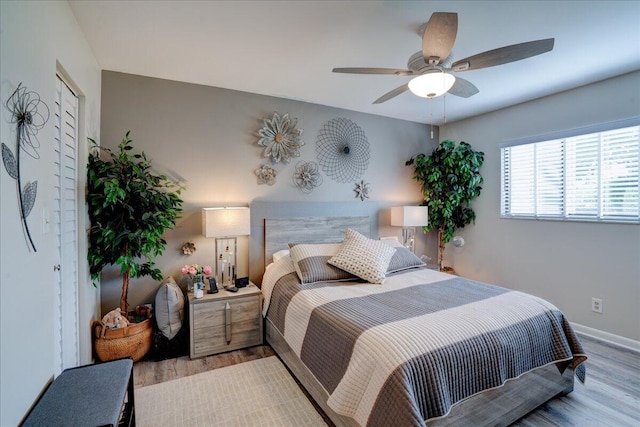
<box><xmin>53</xmin><ymin>75</ymin><xmax>79</xmax><ymax>375</ymax></box>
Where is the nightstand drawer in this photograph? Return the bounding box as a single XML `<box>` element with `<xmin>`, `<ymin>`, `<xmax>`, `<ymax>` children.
<box><xmin>192</xmin><ymin>296</ymin><xmax>259</xmax><ymax>329</ymax></box>
<box><xmin>193</xmin><ymin>318</ymin><xmax>261</xmax><ymax>356</ymax></box>
<box><xmin>189</xmin><ymin>284</ymin><xmax>263</xmax><ymax>358</ymax></box>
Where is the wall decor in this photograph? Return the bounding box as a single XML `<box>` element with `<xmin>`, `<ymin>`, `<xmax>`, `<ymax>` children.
<box><xmin>255</xmin><ymin>164</ymin><xmax>277</xmax><ymax>185</ymax></box>
<box><xmin>316</xmin><ymin>117</ymin><xmax>370</xmax><ymax>183</ymax></box>
<box><xmin>181</xmin><ymin>241</ymin><xmax>196</xmax><ymax>255</ymax></box>
<box><xmin>257</xmin><ymin>112</ymin><xmax>304</xmax><ymax>164</ymax></box>
<box><xmin>1</xmin><ymin>82</ymin><xmax>50</xmax><ymax>252</ymax></box>
<box><xmin>292</xmin><ymin>161</ymin><xmax>323</xmax><ymax>194</ymax></box>
<box><xmin>354</xmin><ymin>180</ymin><xmax>370</xmax><ymax>201</ymax></box>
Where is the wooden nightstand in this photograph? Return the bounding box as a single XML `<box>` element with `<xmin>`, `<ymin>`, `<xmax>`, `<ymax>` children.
<box><xmin>188</xmin><ymin>283</ymin><xmax>263</xmax><ymax>359</ymax></box>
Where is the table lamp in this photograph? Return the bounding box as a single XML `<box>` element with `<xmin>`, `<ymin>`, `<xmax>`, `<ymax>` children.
<box><xmin>390</xmin><ymin>206</ymin><xmax>429</xmax><ymax>253</ymax></box>
<box><xmin>202</xmin><ymin>207</ymin><xmax>251</xmax><ymax>287</ymax></box>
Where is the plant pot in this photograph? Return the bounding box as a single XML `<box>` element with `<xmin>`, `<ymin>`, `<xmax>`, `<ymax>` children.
<box><xmin>93</xmin><ymin>311</ymin><xmax>153</xmax><ymax>362</ymax></box>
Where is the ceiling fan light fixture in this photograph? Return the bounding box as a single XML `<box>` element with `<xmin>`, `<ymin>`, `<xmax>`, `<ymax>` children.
<box><xmin>408</xmin><ymin>72</ymin><xmax>456</xmax><ymax>98</ymax></box>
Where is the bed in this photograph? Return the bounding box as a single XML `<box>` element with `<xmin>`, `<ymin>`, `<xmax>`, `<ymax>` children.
<box><xmin>254</xmin><ymin>210</ymin><xmax>586</xmax><ymax>427</ymax></box>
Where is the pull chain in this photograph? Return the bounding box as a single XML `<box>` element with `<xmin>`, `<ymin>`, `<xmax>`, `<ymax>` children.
<box><xmin>429</xmin><ymin>99</ymin><xmax>434</xmax><ymax>139</ymax></box>
<box><xmin>443</xmin><ymin>94</ymin><xmax>447</xmax><ymax>124</ymax></box>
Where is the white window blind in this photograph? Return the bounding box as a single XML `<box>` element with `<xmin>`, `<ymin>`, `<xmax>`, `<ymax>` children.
<box><xmin>501</xmin><ymin>124</ymin><xmax>640</xmax><ymax>223</ymax></box>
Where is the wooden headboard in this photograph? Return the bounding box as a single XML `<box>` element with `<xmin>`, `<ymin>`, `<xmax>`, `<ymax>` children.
<box><xmin>249</xmin><ymin>200</ymin><xmax>401</xmax><ymax>285</ymax></box>
<box><xmin>264</xmin><ymin>216</ymin><xmax>369</xmax><ymax>265</ymax></box>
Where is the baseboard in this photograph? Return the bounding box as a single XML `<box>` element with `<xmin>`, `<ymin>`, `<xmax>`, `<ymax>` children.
<box><xmin>572</xmin><ymin>322</ymin><xmax>640</xmax><ymax>353</ymax></box>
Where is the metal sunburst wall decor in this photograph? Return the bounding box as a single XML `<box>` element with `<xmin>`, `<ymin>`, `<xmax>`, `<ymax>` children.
<box><xmin>292</xmin><ymin>161</ymin><xmax>323</xmax><ymax>194</ymax></box>
<box><xmin>316</xmin><ymin>117</ymin><xmax>370</xmax><ymax>183</ymax></box>
<box><xmin>1</xmin><ymin>83</ymin><xmax>50</xmax><ymax>252</ymax></box>
<box><xmin>257</xmin><ymin>112</ymin><xmax>304</xmax><ymax>164</ymax></box>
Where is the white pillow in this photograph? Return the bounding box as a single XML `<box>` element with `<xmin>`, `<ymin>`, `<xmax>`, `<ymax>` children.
<box><xmin>380</xmin><ymin>238</ymin><xmax>404</xmax><ymax>248</ymax></box>
<box><xmin>272</xmin><ymin>249</ymin><xmax>290</xmax><ymax>262</ymax></box>
<box><xmin>154</xmin><ymin>276</ymin><xmax>184</xmax><ymax>340</ymax></box>
<box><xmin>328</xmin><ymin>229</ymin><xmax>396</xmax><ymax>284</ymax></box>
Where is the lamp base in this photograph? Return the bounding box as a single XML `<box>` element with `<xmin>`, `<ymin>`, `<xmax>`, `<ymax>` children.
<box><xmin>402</xmin><ymin>227</ymin><xmax>416</xmax><ymax>253</ymax></box>
<box><xmin>215</xmin><ymin>237</ymin><xmax>237</xmax><ymax>287</ymax></box>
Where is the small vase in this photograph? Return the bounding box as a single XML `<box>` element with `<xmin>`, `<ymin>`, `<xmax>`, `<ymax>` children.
<box><xmin>194</xmin><ymin>273</ymin><xmax>204</xmax><ymax>288</ymax></box>
<box><xmin>193</xmin><ymin>274</ymin><xmax>205</xmax><ymax>298</ymax></box>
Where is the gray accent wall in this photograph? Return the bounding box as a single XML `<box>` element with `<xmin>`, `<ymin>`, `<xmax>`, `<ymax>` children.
<box><xmin>99</xmin><ymin>71</ymin><xmax>436</xmax><ymax>314</ymax></box>
<box><xmin>440</xmin><ymin>71</ymin><xmax>640</xmax><ymax>341</ymax></box>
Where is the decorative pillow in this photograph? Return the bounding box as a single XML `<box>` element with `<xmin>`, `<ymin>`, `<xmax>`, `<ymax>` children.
<box><xmin>328</xmin><ymin>229</ymin><xmax>396</xmax><ymax>284</ymax></box>
<box><xmin>288</xmin><ymin>242</ymin><xmax>357</xmax><ymax>284</ymax></box>
<box><xmin>381</xmin><ymin>239</ymin><xmax>426</xmax><ymax>273</ymax></box>
<box><xmin>154</xmin><ymin>276</ymin><xmax>184</xmax><ymax>340</ymax></box>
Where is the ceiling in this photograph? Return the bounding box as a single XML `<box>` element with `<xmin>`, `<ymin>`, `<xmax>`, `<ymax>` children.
<box><xmin>68</xmin><ymin>1</ymin><xmax>640</xmax><ymax>125</ymax></box>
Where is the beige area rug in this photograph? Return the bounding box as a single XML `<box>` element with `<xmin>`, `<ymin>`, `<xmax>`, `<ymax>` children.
<box><xmin>135</xmin><ymin>356</ymin><xmax>328</xmax><ymax>426</ymax></box>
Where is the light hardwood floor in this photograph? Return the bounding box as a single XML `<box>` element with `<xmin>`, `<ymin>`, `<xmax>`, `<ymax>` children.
<box><xmin>133</xmin><ymin>334</ymin><xmax>640</xmax><ymax>426</ymax></box>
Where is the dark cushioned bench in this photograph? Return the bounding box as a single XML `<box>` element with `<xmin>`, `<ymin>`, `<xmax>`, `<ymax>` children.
<box><xmin>22</xmin><ymin>358</ymin><xmax>135</xmax><ymax>427</ymax></box>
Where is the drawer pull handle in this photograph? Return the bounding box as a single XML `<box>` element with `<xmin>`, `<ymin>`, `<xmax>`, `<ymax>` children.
<box><xmin>225</xmin><ymin>302</ymin><xmax>231</xmax><ymax>344</ymax></box>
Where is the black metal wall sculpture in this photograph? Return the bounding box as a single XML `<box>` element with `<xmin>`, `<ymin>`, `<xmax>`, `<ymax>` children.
<box><xmin>1</xmin><ymin>83</ymin><xmax>50</xmax><ymax>252</ymax></box>
<box><xmin>316</xmin><ymin>118</ymin><xmax>370</xmax><ymax>183</ymax></box>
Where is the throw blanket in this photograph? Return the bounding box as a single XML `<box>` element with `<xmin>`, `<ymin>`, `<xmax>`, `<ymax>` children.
<box><xmin>262</xmin><ymin>257</ymin><xmax>587</xmax><ymax>427</ymax></box>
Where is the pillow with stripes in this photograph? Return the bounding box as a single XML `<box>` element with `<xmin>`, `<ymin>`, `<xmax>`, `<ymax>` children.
<box><xmin>288</xmin><ymin>242</ymin><xmax>358</xmax><ymax>285</ymax></box>
<box><xmin>381</xmin><ymin>239</ymin><xmax>426</xmax><ymax>273</ymax></box>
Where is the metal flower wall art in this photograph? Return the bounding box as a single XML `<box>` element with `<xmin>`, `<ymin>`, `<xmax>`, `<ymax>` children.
<box><xmin>1</xmin><ymin>83</ymin><xmax>50</xmax><ymax>252</ymax></box>
<box><xmin>257</xmin><ymin>112</ymin><xmax>304</xmax><ymax>164</ymax></box>
<box><xmin>293</xmin><ymin>161</ymin><xmax>323</xmax><ymax>194</ymax></box>
<box><xmin>255</xmin><ymin>164</ymin><xmax>277</xmax><ymax>185</ymax></box>
<box><xmin>354</xmin><ymin>180</ymin><xmax>371</xmax><ymax>201</ymax></box>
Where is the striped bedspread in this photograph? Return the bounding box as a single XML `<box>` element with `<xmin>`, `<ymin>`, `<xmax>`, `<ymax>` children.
<box><xmin>262</xmin><ymin>258</ymin><xmax>587</xmax><ymax>427</ymax></box>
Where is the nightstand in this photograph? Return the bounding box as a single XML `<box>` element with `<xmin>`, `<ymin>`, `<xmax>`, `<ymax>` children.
<box><xmin>188</xmin><ymin>283</ymin><xmax>263</xmax><ymax>359</ymax></box>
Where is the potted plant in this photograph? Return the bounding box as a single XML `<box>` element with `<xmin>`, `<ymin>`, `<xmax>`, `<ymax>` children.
<box><xmin>87</xmin><ymin>131</ymin><xmax>183</xmax><ymax>361</ymax></box>
<box><xmin>406</xmin><ymin>140</ymin><xmax>484</xmax><ymax>271</ymax></box>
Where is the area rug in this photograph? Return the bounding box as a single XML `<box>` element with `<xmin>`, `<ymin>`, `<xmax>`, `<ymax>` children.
<box><xmin>135</xmin><ymin>356</ymin><xmax>328</xmax><ymax>426</ymax></box>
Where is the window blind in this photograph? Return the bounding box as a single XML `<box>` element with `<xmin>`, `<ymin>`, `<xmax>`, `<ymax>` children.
<box><xmin>501</xmin><ymin>124</ymin><xmax>639</xmax><ymax>223</ymax></box>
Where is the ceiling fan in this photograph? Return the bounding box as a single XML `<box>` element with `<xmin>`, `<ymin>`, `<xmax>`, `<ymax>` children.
<box><xmin>333</xmin><ymin>12</ymin><xmax>554</xmax><ymax>103</ymax></box>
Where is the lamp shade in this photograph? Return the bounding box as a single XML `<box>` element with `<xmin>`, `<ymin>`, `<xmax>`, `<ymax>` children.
<box><xmin>408</xmin><ymin>72</ymin><xmax>456</xmax><ymax>98</ymax></box>
<box><xmin>390</xmin><ymin>206</ymin><xmax>429</xmax><ymax>227</ymax></box>
<box><xmin>202</xmin><ymin>207</ymin><xmax>251</xmax><ymax>237</ymax></box>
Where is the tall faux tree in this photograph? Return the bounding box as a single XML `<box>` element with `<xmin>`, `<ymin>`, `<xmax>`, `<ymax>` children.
<box><xmin>406</xmin><ymin>140</ymin><xmax>484</xmax><ymax>270</ymax></box>
<box><xmin>87</xmin><ymin>131</ymin><xmax>183</xmax><ymax>314</ymax></box>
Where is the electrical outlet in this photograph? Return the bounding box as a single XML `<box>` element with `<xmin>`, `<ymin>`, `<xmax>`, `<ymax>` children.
<box><xmin>591</xmin><ymin>298</ymin><xmax>603</xmax><ymax>314</ymax></box>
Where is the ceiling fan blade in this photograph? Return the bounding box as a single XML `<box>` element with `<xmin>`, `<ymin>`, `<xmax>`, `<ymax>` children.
<box><xmin>447</xmin><ymin>77</ymin><xmax>479</xmax><ymax>98</ymax></box>
<box><xmin>452</xmin><ymin>38</ymin><xmax>555</xmax><ymax>71</ymax></box>
<box><xmin>373</xmin><ymin>83</ymin><xmax>410</xmax><ymax>104</ymax></box>
<box><xmin>333</xmin><ymin>67</ymin><xmax>413</xmax><ymax>76</ymax></box>
<box><xmin>422</xmin><ymin>12</ymin><xmax>458</xmax><ymax>65</ymax></box>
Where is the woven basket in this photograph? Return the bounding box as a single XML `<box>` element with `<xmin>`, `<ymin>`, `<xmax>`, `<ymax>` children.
<box><xmin>93</xmin><ymin>313</ymin><xmax>153</xmax><ymax>362</ymax></box>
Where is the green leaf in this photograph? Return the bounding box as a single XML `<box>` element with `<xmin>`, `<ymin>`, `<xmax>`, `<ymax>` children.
<box><xmin>406</xmin><ymin>139</ymin><xmax>484</xmax><ymax>256</ymax></box>
<box><xmin>86</xmin><ymin>131</ymin><xmax>184</xmax><ymax>309</ymax></box>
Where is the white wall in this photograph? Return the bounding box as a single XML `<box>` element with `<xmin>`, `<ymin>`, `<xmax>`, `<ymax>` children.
<box><xmin>99</xmin><ymin>71</ymin><xmax>437</xmax><ymax>313</ymax></box>
<box><xmin>0</xmin><ymin>1</ymin><xmax>101</xmax><ymax>425</ymax></box>
<box><xmin>440</xmin><ymin>71</ymin><xmax>640</xmax><ymax>341</ymax></box>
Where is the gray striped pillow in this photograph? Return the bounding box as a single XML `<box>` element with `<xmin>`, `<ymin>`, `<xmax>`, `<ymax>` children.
<box><xmin>288</xmin><ymin>242</ymin><xmax>357</xmax><ymax>284</ymax></box>
<box><xmin>381</xmin><ymin>240</ymin><xmax>426</xmax><ymax>273</ymax></box>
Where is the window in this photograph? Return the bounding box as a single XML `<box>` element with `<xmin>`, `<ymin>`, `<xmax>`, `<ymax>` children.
<box><xmin>501</xmin><ymin>121</ymin><xmax>640</xmax><ymax>223</ymax></box>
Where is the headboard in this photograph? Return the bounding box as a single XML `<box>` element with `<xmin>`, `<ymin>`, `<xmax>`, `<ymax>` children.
<box><xmin>264</xmin><ymin>216</ymin><xmax>369</xmax><ymax>265</ymax></box>
<box><xmin>249</xmin><ymin>200</ymin><xmax>401</xmax><ymax>285</ymax></box>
